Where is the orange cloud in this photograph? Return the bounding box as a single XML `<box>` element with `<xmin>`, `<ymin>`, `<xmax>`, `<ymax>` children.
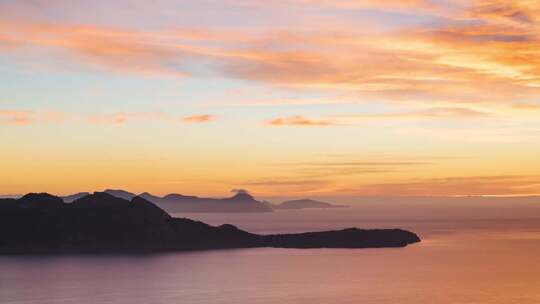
<box><xmin>0</xmin><ymin>110</ymin><xmax>67</xmax><ymax>125</ymax></box>
<box><xmin>267</xmin><ymin>115</ymin><xmax>336</xmax><ymax>126</ymax></box>
<box><xmin>88</xmin><ymin>112</ymin><xmax>216</xmax><ymax>125</ymax></box>
<box><xmin>2</xmin><ymin>1</ymin><xmax>540</xmax><ymax>110</ymax></box>
<box><xmin>335</xmin><ymin>107</ymin><xmax>492</xmax><ymax>121</ymax></box>
<box><xmin>88</xmin><ymin>112</ymin><xmax>175</xmax><ymax>125</ymax></box>
<box><xmin>0</xmin><ymin>110</ymin><xmax>34</xmax><ymax>125</ymax></box>
<box><xmin>512</xmin><ymin>103</ymin><xmax>540</xmax><ymax>110</ymax></box>
<box><xmin>245</xmin><ymin>179</ymin><xmax>330</xmax><ymax>187</ymax></box>
<box><xmin>0</xmin><ymin>20</ymin><xmax>197</xmax><ymax>76</ymax></box>
<box><xmin>227</xmin><ymin>0</ymin><xmax>441</xmax><ymax>14</ymax></box>
<box><xmin>356</xmin><ymin>175</ymin><xmax>540</xmax><ymax>196</ymax></box>
<box><xmin>468</xmin><ymin>0</ymin><xmax>540</xmax><ymax>25</ymax></box>
<box><xmin>1</xmin><ymin>110</ymin><xmax>216</xmax><ymax>126</ymax></box>
<box><xmin>183</xmin><ymin>115</ymin><xmax>216</xmax><ymax>123</ymax></box>
<box><xmin>266</xmin><ymin>107</ymin><xmax>492</xmax><ymax>127</ymax></box>
<box><xmin>267</xmin><ymin>160</ymin><xmax>433</xmax><ymax>183</ymax></box>
<box><xmin>237</xmin><ymin>159</ymin><xmax>436</xmax><ymax>196</ymax></box>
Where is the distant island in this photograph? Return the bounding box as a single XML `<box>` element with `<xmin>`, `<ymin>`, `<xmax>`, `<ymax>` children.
<box><xmin>149</xmin><ymin>191</ymin><xmax>274</xmax><ymax>213</ymax></box>
<box><xmin>273</xmin><ymin>199</ymin><xmax>347</xmax><ymax>210</ymax></box>
<box><xmin>0</xmin><ymin>193</ymin><xmax>420</xmax><ymax>253</ymax></box>
<box><xmin>61</xmin><ymin>190</ymin><xmax>345</xmax><ymax>213</ymax></box>
<box><xmin>62</xmin><ymin>189</ymin><xmax>274</xmax><ymax>213</ymax></box>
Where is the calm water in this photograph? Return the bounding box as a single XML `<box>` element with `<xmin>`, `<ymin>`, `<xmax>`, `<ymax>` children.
<box><xmin>1</xmin><ymin>206</ymin><xmax>540</xmax><ymax>304</ymax></box>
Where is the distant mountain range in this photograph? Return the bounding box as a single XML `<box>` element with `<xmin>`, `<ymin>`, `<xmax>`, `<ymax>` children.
<box><xmin>0</xmin><ymin>192</ymin><xmax>421</xmax><ymax>253</ymax></box>
<box><xmin>61</xmin><ymin>192</ymin><xmax>90</xmax><ymax>202</ymax></box>
<box><xmin>59</xmin><ymin>190</ymin><xmax>343</xmax><ymax>213</ymax></box>
<box><xmin>6</xmin><ymin>190</ymin><xmax>538</xmax><ymax>214</ymax></box>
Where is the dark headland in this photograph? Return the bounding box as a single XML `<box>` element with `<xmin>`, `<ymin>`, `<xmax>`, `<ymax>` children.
<box><xmin>0</xmin><ymin>193</ymin><xmax>420</xmax><ymax>254</ymax></box>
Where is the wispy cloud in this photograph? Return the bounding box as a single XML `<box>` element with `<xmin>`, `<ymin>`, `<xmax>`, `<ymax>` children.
<box><xmin>267</xmin><ymin>115</ymin><xmax>336</xmax><ymax>126</ymax></box>
<box><xmin>0</xmin><ymin>110</ymin><xmax>34</xmax><ymax>125</ymax></box>
<box><xmin>337</xmin><ymin>107</ymin><xmax>492</xmax><ymax>119</ymax></box>
<box><xmin>240</xmin><ymin>178</ymin><xmax>334</xmax><ymax>196</ymax></box>
<box><xmin>356</xmin><ymin>175</ymin><xmax>540</xmax><ymax>196</ymax></box>
<box><xmin>3</xmin><ymin>2</ymin><xmax>540</xmax><ymax>111</ymax></box>
<box><xmin>88</xmin><ymin>112</ymin><xmax>217</xmax><ymax>125</ymax></box>
<box><xmin>183</xmin><ymin>114</ymin><xmax>216</xmax><ymax>123</ymax></box>
<box><xmin>222</xmin><ymin>0</ymin><xmax>444</xmax><ymax>15</ymax></box>
<box><xmin>283</xmin><ymin>160</ymin><xmax>434</xmax><ymax>179</ymax></box>
<box><xmin>0</xmin><ymin>20</ymin><xmax>204</xmax><ymax>76</ymax></box>
<box><xmin>86</xmin><ymin>112</ymin><xmax>164</xmax><ymax>125</ymax></box>
<box><xmin>266</xmin><ymin>107</ymin><xmax>493</xmax><ymax>127</ymax></box>
<box><xmin>0</xmin><ymin>4</ymin><xmax>534</xmax><ymax>84</ymax></box>
<box><xmin>512</xmin><ymin>103</ymin><xmax>540</xmax><ymax>110</ymax></box>
<box><xmin>0</xmin><ymin>110</ymin><xmax>66</xmax><ymax>125</ymax></box>
<box><xmin>1</xmin><ymin>109</ymin><xmax>216</xmax><ymax>126</ymax></box>
<box><xmin>244</xmin><ymin>179</ymin><xmax>330</xmax><ymax>187</ymax></box>
<box><xmin>292</xmin><ymin>161</ymin><xmax>433</xmax><ymax>167</ymax></box>
<box><xmin>237</xmin><ymin>159</ymin><xmax>436</xmax><ymax>196</ymax></box>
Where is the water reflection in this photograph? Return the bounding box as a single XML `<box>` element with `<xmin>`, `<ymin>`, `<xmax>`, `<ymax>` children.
<box><xmin>1</xmin><ymin>208</ymin><xmax>540</xmax><ymax>304</ymax></box>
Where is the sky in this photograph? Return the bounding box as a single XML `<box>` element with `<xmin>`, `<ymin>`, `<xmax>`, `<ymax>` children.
<box><xmin>1</xmin><ymin>0</ymin><xmax>540</xmax><ymax>197</ymax></box>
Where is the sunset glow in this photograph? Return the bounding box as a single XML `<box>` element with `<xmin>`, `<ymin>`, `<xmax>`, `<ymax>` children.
<box><xmin>1</xmin><ymin>0</ymin><xmax>540</xmax><ymax>197</ymax></box>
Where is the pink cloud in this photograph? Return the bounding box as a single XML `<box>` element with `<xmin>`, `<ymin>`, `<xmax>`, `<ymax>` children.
<box><xmin>182</xmin><ymin>115</ymin><xmax>216</xmax><ymax>123</ymax></box>
<box><xmin>1</xmin><ymin>110</ymin><xmax>216</xmax><ymax>126</ymax></box>
<box><xmin>0</xmin><ymin>110</ymin><xmax>34</xmax><ymax>125</ymax></box>
<box><xmin>267</xmin><ymin>115</ymin><xmax>336</xmax><ymax>126</ymax></box>
<box><xmin>0</xmin><ymin>110</ymin><xmax>67</xmax><ymax>125</ymax></box>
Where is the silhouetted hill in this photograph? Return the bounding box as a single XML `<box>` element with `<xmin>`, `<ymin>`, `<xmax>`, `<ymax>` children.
<box><xmin>62</xmin><ymin>192</ymin><xmax>90</xmax><ymax>202</ymax></box>
<box><xmin>20</xmin><ymin>193</ymin><xmax>64</xmax><ymax>208</ymax></box>
<box><xmin>274</xmin><ymin>199</ymin><xmax>347</xmax><ymax>210</ymax></box>
<box><xmin>143</xmin><ymin>191</ymin><xmax>273</xmax><ymax>213</ymax></box>
<box><xmin>0</xmin><ymin>193</ymin><xmax>420</xmax><ymax>253</ymax></box>
<box><xmin>95</xmin><ymin>189</ymin><xmax>272</xmax><ymax>213</ymax></box>
<box><xmin>230</xmin><ymin>192</ymin><xmax>254</xmax><ymax>201</ymax></box>
<box><xmin>139</xmin><ymin>192</ymin><xmax>162</xmax><ymax>201</ymax></box>
<box><xmin>104</xmin><ymin>189</ymin><xmax>136</xmax><ymax>201</ymax></box>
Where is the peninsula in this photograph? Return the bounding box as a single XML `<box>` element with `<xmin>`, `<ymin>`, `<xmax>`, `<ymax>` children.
<box><xmin>0</xmin><ymin>193</ymin><xmax>421</xmax><ymax>253</ymax></box>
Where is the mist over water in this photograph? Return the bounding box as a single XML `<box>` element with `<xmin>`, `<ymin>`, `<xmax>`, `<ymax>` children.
<box><xmin>2</xmin><ymin>204</ymin><xmax>540</xmax><ymax>304</ymax></box>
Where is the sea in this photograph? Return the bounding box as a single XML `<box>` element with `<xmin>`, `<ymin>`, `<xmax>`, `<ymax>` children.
<box><xmin>1</xmin><ymin>202</ymin><xmax>540</xmax><ymax>304</ymax></box>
